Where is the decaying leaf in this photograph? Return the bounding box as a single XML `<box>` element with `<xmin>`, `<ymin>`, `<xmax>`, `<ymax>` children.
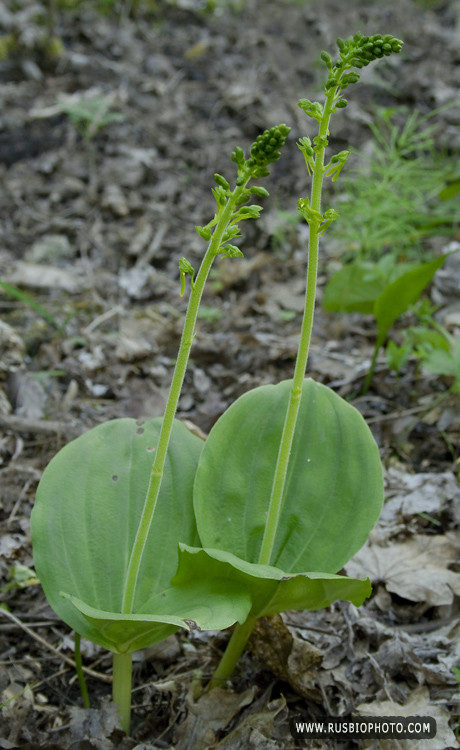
<box><xmin>174</xmin><ymin>686</ymin><xmax>256</xmax><ymax>750</ymax></box>
<box><xmin>345</xmin><ymin>532</ymin><xmax>460</xmax><ymax>606</ymax></box>
<box><xmin>215</xmin><ymin>697</ymin><xmax>286</xmax><ymax>750</ymax></box>
<box><xmin>248</xmin><ymin>614</ymin><xmax>322</xmax><ymax>701</ymax></box>
<box><xmin>356</xmin><ymin>686</ymin><xmax>456</xmax><ymax>750</ymax></box>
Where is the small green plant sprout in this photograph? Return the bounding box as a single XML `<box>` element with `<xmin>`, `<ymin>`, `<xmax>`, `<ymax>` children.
<box><xmin>386</xmin><ymin>339</ymin><xmax>413</xmax><ymax>375</ymax></box>
<box><xmin>0</xmin><ymin>280</ymin><xmax>61</xmax><ymax>331</ymax></box>
<box><xmin>171</xmin><ymin>32</ymin><xmax>403</xmax><ymax>689</ymax></box>
<box><xmin>422</xmin><ymin>335</ymin><xmax>460</xmax><ymax>393</ymax></box>
<box><xmin>323</xmin><ymin>250</ymin><xmax>455</xmax><ymax>393</ymax></box>
<box><xmin>0</xmin><ymin>564</ymin><xmax>39</xmax><ymax>594</ymax></box>
<box><xmin>56</xmin><ymin>92</ymin><xmax>124</xmax><ymax>140</ymax></box>
<box><xmin>30</xmin><ymin>124</ymin><xmax>290</xmax><ymax>734</ymax></box>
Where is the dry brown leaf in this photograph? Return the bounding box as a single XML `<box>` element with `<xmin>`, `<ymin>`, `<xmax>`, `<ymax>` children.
<box><xmin>248</xmin><ymin>614</ymin><xmax>322</xmax><ymax>701</ymax></box>
<box><xmin>345</xmin><ymin>532</ymin><xmax>460</xmax><ymax>606</ymax></box>
<box><xmin>174</xmin><ymin>686</ymin><xmax>256</xmax><ymax>750</ymax></box>
<box><xmin>356</xmin><ymin>686</ymin><xmax>457</xmax><ymax>750</ymax></box>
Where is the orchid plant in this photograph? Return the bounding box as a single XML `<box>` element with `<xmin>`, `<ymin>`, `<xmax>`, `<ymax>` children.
<box><xmin>31</xmin><ymin>32</ymin><xmax>403</xmax><ymax>734</ymax></box>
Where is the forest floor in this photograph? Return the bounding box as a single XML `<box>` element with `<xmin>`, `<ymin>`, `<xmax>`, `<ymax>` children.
<box><xmin>1</xmin><ymin>0</ymin><xmax>460</xmax><ymax>748</ymax></box>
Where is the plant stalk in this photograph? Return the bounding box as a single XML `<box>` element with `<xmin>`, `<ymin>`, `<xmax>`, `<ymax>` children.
<box><xmin>210</xmin><ymin>88</ymin><xmax>338</xmax><ymax>687</ymax></box>
<box><xmin>258</xmin><ymin>89</ymin><xmax>337</xmax><ymax>567</ymax></box>
<box><xmin>74</xmin><ymin>632</ymin><xmax>90</xmax><ymax>709</ymax></box>
<box><xmin>208</xmin><ymin>615</ymin><xmax>258</xmax><ymax>689</ymax></box>
<box><xmin>121</xmin><ymin>183</ymin><xmax>247</xmax><ymax>615</ymax></box>
<box><xmin>361</xmin><ymin>339</ymin><xmax>382</xmax><ymax>395</ymax></box>
<box><xmin>112</xmin><ymin>652</ymin><xmax>132</xmax><ymax>735</ymax></box>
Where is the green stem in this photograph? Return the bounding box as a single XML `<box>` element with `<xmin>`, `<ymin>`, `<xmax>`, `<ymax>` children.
<box><xmin>121</xmin><ymin>182</ymin><xmax>248</xmax><ymax>614</ymax></box>
<box><xmin>258</xmin><ymin>90</ymin><xmax>336</xmax><ymax>567</ymax></box>
<box><xmin>112</xmin><ymin>652</ymin><xmax>132</xmax><ymax>735</ymax></box>
<box><xmin>210</xmin><ymin>92</ymin><xmax>338</xmax><ymax>688</ymax></box>
<box><xmin>208</xmin><ymin>615</ymin><xmax>258</xmax><ymax>690</ymax></box>
<box><xmin>74</xmin><ymin>632</ymin><xmax>90</xmax><ymax>709</ymax></box>
<box><xmin>361</xmin><ymin>340</ymin><xmax>381</xmax><ymax>395</ymax></box>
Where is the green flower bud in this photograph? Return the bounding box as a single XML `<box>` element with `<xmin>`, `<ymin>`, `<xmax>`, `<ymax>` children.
<box><xmin>214</xmin><ymin>173</ymin><xmax>230</xmax><ymax>190</ymax></box>
<box><xmin>212</xmin><ymin>187</ymin><xmax>227</xmax><ymax>206</ymax></box>
<box><xmin>178</xmin><ymin>257</ymin><xmax>194</xmax><ymax>275</ymax></box>
<box><xmin>341</xmin><ymin>72</ymin><xmax>360</xmax><ymax>85</ymax></box>
<box><xmin>237</xmin><ymin>205</ymin><xmax>262</xmax><ymax>219</ymax></box>
<box><xmin>336</xmin><ymin>37</ymin><xmax>345</xmax><ymax>50</ymax></box>
<box><xmin>235</xmin><ymin>191</ymin><xmax>251</xmax><ymax>205</ymax></box>
<box><xmin>223</xmin><ymin>244</ymin><xmax>244</xmax><ymax>258</ymax></box>
<box><xmin>249</xmin><ymin>186</ymin><xmax>270</xmax><ymax>197</ymax></box>
<box><xmin>335</xmin><ymin>98</ymin><xmax>348</xmax><ymax>108</ymax></box>
<box><xmin>195</xmin><ymin>225</ymin><xmax>212</xmax><ymax>241</ymax></box>
<box><xmin>253</xmin><ymin>166</ymin><xmax>270</xmax><ymax>178</ymax></box>
<box><xmin>222</xmin><ymin>226</ymin><xmax>241</xmax><ymax>242</ymax></box>
<box><xmin>325</xmin><ymin>77</ymin><xmax>338</xmax><ymax>89</ymax></box>
<box><xmin>231</xmin><ymin>146</ymin><xmax>245</xmax><ymax>165</ymax></box>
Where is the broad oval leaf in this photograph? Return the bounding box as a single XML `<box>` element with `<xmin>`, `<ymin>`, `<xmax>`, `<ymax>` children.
<box><xmin>194</xmin><ymin>379</ymin><xmax>383</xmax><ymax>574</ymax></box>
<box><xmin>63</xmin><ymin>576</ymin><xmax>252</xmax><ymax>653</ymax></box>
<box><xmin>31</xmin><ymin>418</ymin><xmax>203</xmax><ymax>651</ymax></box>
<box><xmin>173</xmin><ymin>545</ymin><xmax>371</xmax><ymax>618</ymax></box>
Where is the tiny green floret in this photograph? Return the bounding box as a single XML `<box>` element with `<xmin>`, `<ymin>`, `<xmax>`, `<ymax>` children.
<box><xmin>178</xmin><ymin>258</ymin><xmax>195</xmax><ymax>297</ymax></box>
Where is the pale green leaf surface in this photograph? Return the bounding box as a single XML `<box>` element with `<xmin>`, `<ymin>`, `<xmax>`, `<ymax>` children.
<box><xmin>31</xmin><ymin>418</ymin><xmax>203</xmax><ymax>650</ymax></box>
<box><xmin>193</xmin><ymin>379</ymin><xmax>383</xmax><ymax>575</ymax></box>
<box><xmin>173</xmin><ymin>545</ymin><xmax>371</xmax><ymax>618</ymax></box>
<box><xmin>63</xmin><ymin>576</ymin><xmax>252</xmax><ymax>653</ymax></box>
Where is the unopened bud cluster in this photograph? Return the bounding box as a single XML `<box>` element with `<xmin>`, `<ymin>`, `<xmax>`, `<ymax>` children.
<box><xmin>248</xmin><ymin>124</ymin><xmax>291</xmax><ymax>167</ymax></box>
<box><xmin>337</xmin><ymin>32</ymin><xmax>403</xmax><ymax>69</ymax></box>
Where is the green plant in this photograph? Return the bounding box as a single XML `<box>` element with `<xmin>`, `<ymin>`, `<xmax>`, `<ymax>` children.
<box><xmin>328</xmin><ymin>106</ymin><xmax>460</xmax><ymax>261</ymax></box>
<box><xmin>0</xmin><ymin>564</ymin><xmax>39</xmax><ymax>594</ymax></box>
<box><xmin>385</xmin><ymin>299</ymin><xmax>460</xmax><ymax>395</ymax></box>
<box><xmin>323</xmin><ymin>252</ymin><xmax>453</xmax><ymax>392</ymax></box>
<box><xmin>31</xmin><ymin>124</ymin><xmax>290</xmax><ymax>732</ymax></box>
<box><xmin>0</xmin><ymin>280</ymin><xmax>62</xmax><ymax>330</ymax></box>
<box><xmin>31</xmin><ymin>32</ymin><xmax>403</xmax><ymax>734</ymax></box>
<box><xmin>57</xmin><ymin>93</ymin><xmax>124</xmax><ymax>140</ymax></box>
<box><xmin>422</xmin><ymin>335</ymin><xmax>460</xmax><ymax>393</ymax></box>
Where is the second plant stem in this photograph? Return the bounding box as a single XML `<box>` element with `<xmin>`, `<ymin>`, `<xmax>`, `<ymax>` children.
<box><xmin>113</xmin><ymin>181</ymin><xmax>248</xmax><ymax>727</ymax></box>
<box><xmin>210</xmin><ymin>89</ymin><xmax>337</xmax><ymax>687</ymax></box>
<box><xmin>121</xmin><ymin>182</ymin><xmax>247</xmax><ymax>616</ymax></box>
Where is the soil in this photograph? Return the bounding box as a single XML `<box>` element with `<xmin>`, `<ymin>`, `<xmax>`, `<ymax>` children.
<box><xmin>1</xmin><ymin>0</ymin><xmax>460</xmax><ymax>748</ymax></box>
